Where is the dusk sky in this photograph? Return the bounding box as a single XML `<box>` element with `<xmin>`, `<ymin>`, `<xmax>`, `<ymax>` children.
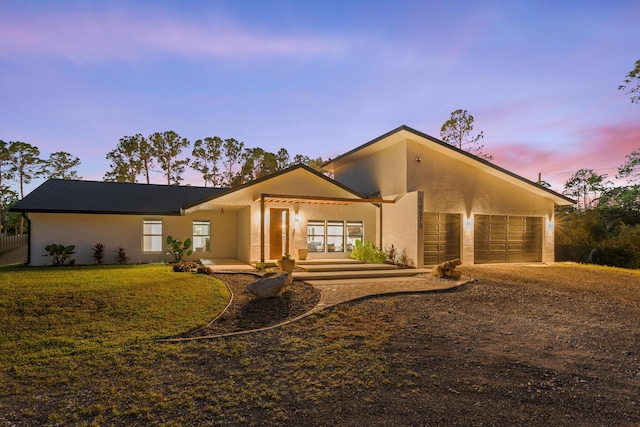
<box><xmin>1</xmin><ymin>0</ymin><xmax>639</xmax><ymax>194</ymax></box>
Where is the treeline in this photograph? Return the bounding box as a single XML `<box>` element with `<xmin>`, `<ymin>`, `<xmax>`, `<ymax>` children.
<box><xmin>104</xmin><ymin>131</ymin><xmax>325</xmax><ymax>187</ymax></box>
<box><xmin>0</xmin><ymin>132</ymin><xmax>326</xmax><ymax>233</ymax></box>
<box><xmin>557</xmin><ymin>149</ymin><xmax>640</xmax><ymax>268</ymax></box>
<box><xmin>1</xmin><ymin>140</ymin><xmax>81</xmax><ymax>234</ymax></box>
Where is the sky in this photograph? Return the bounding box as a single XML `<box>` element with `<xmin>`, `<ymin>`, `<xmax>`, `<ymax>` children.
<box><xmin>1</xmin><ymin>0</ymin><xmax>639</xmax><ymax>195</ymax></box>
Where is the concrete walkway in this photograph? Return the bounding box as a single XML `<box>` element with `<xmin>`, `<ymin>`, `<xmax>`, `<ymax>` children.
<box><xmin>163</xmin><ymin>272</ymin><xmax>471</xmax><ymax>342</ymax></box>
<box><xmin>307</xmin><ymin>275</ymin><xmax>469</xmax><ymax>312</ymax></box>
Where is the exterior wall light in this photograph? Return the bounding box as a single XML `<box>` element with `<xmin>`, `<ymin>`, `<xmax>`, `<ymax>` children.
<box><xmin>464</xmin><ymin>217</ymin><xmax>474</xmax><ymax>231</ymax></box>
<box><xmin>547</xmin><ymin>220</ymin><xmax>554</xmax><ymax>234</ymax></box>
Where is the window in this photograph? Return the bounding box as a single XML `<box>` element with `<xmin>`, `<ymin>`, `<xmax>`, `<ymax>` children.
<box><xmin>346</xmin><ymin>221</ymin><xmax>363</xmax><ymax>252</ymax></box>
<box><xmin>143</xmin><ymin>220</ymin><xmax>163</xmax><ymax>252</ymax></box>
<box><xmin>327</xmin><ymin>221</ymin><xmax>344</xmax><ymax>252</ymax></box>
<box><xmin>307</xmin><ymin>220</ymin><xmax>363</xmax><ymax>253</ymax></box>
<box><xmin>307</xmin><ymin>221</ymin><xmax>325</xmax><ymax>253</ymax></box>
<box><xmin>193</xmin><ymin>221</ymin><xmax>211</xmax><ymax>252</ymax></box>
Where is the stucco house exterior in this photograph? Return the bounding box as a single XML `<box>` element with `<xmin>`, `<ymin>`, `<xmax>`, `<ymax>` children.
<box><xmin>11</xmin><ymin>125</ymin><xmax>574</xmax><ymax>267</ymax></box>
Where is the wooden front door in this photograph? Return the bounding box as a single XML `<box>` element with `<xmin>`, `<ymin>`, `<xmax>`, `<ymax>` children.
<box><xmin>269</xmin><ymin>208</ymin><xmax>289</xmax><ymax>259</ymax></box>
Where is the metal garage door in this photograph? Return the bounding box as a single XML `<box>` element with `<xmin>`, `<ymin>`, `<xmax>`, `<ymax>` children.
<box><xmin>474</xmin><ymin>215</ymin><xmax>542</xmax><ymax>263</ymax></box>
<box><xmin>423</xmin><ymin>213</ymin><xmax>461</xmax><ymax>265</ymax></box>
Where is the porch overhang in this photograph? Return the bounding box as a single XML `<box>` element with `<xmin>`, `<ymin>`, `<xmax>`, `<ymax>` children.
<box><xmin>258</xmin><ymin>193</ymin><xmax>395</xmax><ymax>263</ymax></box>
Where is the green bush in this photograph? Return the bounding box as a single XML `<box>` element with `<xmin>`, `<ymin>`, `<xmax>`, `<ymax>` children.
<box><xmin>349</xmin><ymin>240</ymin><xmax>387</xmax><ymax>264</ymax></box>
<box><xmin>165</xmin><ymin>236</ymin><xmax>193</xmax><ymax>263</ymax></box>
<box><xmin>43</xmin><ymin>244</ymin><xmax>76</xmax><ymax>266</ymax></box>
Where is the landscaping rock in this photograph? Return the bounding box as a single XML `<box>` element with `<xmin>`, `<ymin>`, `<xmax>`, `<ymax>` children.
<box><xmin>431</xmin><ymin>258</ymin><xmax>462</xmax><ymax>279</ymax></box>
<box><xmin>247</xmin><ymin>271</ymin><xmax>293</xmax><ymax>299</ymax></box>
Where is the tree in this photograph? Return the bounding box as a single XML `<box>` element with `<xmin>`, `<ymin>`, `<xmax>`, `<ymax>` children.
<box><xmin>8</xmin><ymin>141</ymin><xmax>43</xmax><ymax>199</ymax></box>
<box><xmin>191</xmin><ymin>136</ymin><xmax>223</xmax><ymax>187</ymax></box>
<box><xmin>239</xmin><ymin>147</ymin><xmax>266</xmax><ymax>184</ymax></box>
<box><xmin>276</xmin><ymin>148</ymin><xmax>290</xmax><ymax>170</ymax></box>
<box><xmin>0</xmin><ymin>140</ymin><xmax>16</xmax><ymax>235</ymax></box>
<box><xmin>440</xmin><ymin>109</ymin><xmax>493</xmax><ymax>161</ymax></box>
<box><xmin>42</xmin><ymin>151</ymin><xmax>82</xmax><ymax>180</ymax></box>
<box><xmin>619</xmin><ymin>59</ymin><xmax>640</xmax><ymax>104</ymax></box>
<box><xmin>563</xmin><ymin>168</ymin><xmax>611</xmax><ymax>212</ymax></box>
<box><xmin>618</xmin><ymin>149</ymin><xmax>640</xmax><ymax>183</ymax></box>
<box><xmin>149</xmin><ymin>131</ymin><xmax>190</xmax><ymax>185</ymax></box>
<box><xmin>104</xmin><ymin>134</ymin><xmax>147</xmax><ymax>183</ymax></box>
<box><xmin>222</xmin><ymin>138</ymin><xmax>244</xmax><ymax>187</ymax></box>
<box><xmin>8</xmin><ymin>141</ymin><xmax>43</xmax><ymax>234</ymax></box>
<box><xmin>0</xmin><ymin>188</ymin><xmax>19</xmax><ymax>235</ymax></box>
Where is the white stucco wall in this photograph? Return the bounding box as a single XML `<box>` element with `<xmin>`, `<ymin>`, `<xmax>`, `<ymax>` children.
<box><xmin>247</xmin><ymin>201</ymin><xmax>378</xmax><ymax>262</ymax></box>
<box><xmin>381</xmin><ymin>191</ymin><xmax>422</xmax><ymax>267</ymax></box>
<box><xmin>332</xmin><ymin>142</ymin><xmax>408</xmax><ymax>197</ymax></box>
<box><xmin>331</xmin><ymin>135</ymin><xmax>562</xmax><ymax>265</ymax></box>
<box><xmin>27</xmin><ymin>210</ymin><xmax>234</xmax><ymax>266</ymax></box>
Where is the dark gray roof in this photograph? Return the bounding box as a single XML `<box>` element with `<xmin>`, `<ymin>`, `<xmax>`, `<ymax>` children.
<box><xmin>10</xmin><ymin>179</ymin><xmax>224</xmax><ymax>215</ymax></box>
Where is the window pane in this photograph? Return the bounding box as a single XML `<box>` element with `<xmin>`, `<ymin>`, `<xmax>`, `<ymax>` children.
<box><xmin>143</xmin><ymin>220</ymin><xmax>162</xmax><ymax>235</ymax></box>
<box><xmin>143</xmin><ymin>235</ymin><xmax>162</xmax><ymax>252</ymax></box>
<box><xmin>327</xmin><ymin>221</ymin><xmax>344</xmax><ymax>252</ymax></box>
<box><xmin>193</xmin><ymin>221</ymin><xmax>211</xmax><ymax>251</ymax></box>
<box><xmin>143</xmin><ymin>220</ymin><xmax>162</xmax><ymax>252</ymax></box>
<box><xmin>307</xmin><ymin>221</ymin><xmax>325</xmax><ymax>253</ymax></box>
<box><xmin>346</xmin><ymin>221</ymin><xmax>363</xmax><ymax>252</ymax></box>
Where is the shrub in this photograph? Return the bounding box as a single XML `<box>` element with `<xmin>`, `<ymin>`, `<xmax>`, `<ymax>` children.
<box><xmin>196</xmin><ymin>265</ymin><xmax>212</xmax><ymax>275</ymax></box>
<box><xmin>44</xmin><ymin>244</ymin><xmax>76</xmax><ymax>266</ymax></box>
<box><xmin>115</xmin><ymin>247</ymin><xmax>129</xmax><ymax>265</ymax></box>
<box><xmin>588</xmin><ymin>246</ymin><xmax>635</xmax><ymax>268</ymax></box>
<box><xmin>350</xmin><ymin>240</ymin><xmax>387</xmax><ymax>264</ymax></box>
<box><xmin>173</xmin><ymin>261</ymin><xmax>199</xmax><ymax>272</ymax></box>
<box><xmin>166</xmin><ymin>236</ymin><xmax>193</xmax><ymax>263</ymax></box>
<box><xmin>91</xmin><ymin>243</ymin><xmax>105</xmax><ymax>264</ymax></box>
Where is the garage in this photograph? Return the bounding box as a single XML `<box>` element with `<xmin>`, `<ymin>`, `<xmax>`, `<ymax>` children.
<box><xmin>423</xmin><ymin>213</ymin><xmax>461</xmax><ymax>265</ymax></box>
<box><xmin>474</xmin><ymin>215</ymin><xmax>542</xmax><ymax>263</ymax></box>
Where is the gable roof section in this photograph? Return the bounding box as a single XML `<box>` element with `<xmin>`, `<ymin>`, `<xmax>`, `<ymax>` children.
<box><xmin>10</xmin><ymin>179</ymin><xmax>224</xmax><ymax>215</ymax></box>
<box><xmin>182</xmin><ymin>163</ymin><xmax>371</xmax><ymax>209</ymax></box>
<box><xmin>324</xmin><ymin>125</ymin><xmax>575</xmax><ymax>206</ymax></box>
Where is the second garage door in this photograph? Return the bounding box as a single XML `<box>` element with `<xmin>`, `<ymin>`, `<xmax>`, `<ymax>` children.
<box><xmin>474</xmin><ymin>215</ymin><xmax>542</xmax><ymax>264</ymax></box>
<box><xmin>424</xmin><ymin>213</ymin><xmax>461</xmax><ymax>265</ymax></box>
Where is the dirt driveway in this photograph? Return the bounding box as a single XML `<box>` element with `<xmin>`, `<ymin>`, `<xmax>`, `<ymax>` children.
<box><xmin>199</xmin><ymin>263</ymin><xmax>640</xmax><ymax>426</ymax></box>
<box><xmin>337</xmin><ymin>263</ymin><xmax>640</xmax><ymax>426</ymax></box>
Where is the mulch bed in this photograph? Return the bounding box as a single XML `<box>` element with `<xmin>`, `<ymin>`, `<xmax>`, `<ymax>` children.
<box><xmin>183</xmin><ymin>272</ymin><xmax>321</xmax><ymax>337</ymax></box>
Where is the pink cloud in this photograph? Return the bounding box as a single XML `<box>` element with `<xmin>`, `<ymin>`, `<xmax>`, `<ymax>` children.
<box><xmin>0</xmin><ymin>10</ymin><xmax>350</xmax><ymax>62</ymax></box>
<box><xmin>492</xmin><ymin>122</ymin><xmax>640</xmax><ymax>190</ymax></box>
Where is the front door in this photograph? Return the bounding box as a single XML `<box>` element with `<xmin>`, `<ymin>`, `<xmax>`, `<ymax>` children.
<box><xmin>269</xmin><ymin>208</ymin><xmax>289</xmax><ymax>259</ymax></box>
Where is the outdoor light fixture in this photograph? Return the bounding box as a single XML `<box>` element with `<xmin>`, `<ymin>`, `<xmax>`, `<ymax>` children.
<box><xmin>464</xmin><ymin>217</ymin><xmax>473</xmax><ymax>231</ymax></box>
<box><xmin>547</xmin><ymin>220</ymin><xmax>554</xmax><ymax>234</ymax></box>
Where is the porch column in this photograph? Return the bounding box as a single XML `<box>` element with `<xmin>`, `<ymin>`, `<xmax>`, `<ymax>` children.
<box><xmin>260</xmin><ymin>194</ymin><xmax>265</xmax><ymax>263</ymax></box>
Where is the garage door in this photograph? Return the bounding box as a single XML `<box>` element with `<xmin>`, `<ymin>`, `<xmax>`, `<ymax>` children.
<box><xmin>474</xmin><ymin>215</ymin><xmax>542</xmax><ymax>264</ymax></box>
<box><xmin>423</xmin><ymin>213</ymin><xmax>461</xmax><ymax>265</ymax></box>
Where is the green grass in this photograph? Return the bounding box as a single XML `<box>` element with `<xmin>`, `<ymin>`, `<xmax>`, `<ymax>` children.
<box><xmin>0</xmin><ymin>264</ymin><xmax>397</xmax><ymax>425</ymax></box>
<box><xmin>0</xmin><ymin>264</ymin><xmax>230</xmax><ymax>363</ymax></box>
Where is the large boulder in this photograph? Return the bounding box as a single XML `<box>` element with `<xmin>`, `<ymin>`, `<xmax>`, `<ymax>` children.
<box><xmin>247</xmin><ymin>271</ymin><xmax>293</xmax><ymax>299</ymax></box>
<box><xmin>431</xmin><ymin>259</ymin><xmax>462</xmax><ymax>280</ymax></box>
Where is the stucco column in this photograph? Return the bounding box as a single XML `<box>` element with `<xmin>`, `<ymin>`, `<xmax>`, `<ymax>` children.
<box><xmin>462</xmin><ymin>214</ymin><xmax>475</xmax><ymax>265</ymax></box>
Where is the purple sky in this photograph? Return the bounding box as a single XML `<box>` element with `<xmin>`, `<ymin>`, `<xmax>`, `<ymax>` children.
<box><xmin>1</xmin><ymin>1</ymin><xmax>639</xmax><ymax>194</ymax></box>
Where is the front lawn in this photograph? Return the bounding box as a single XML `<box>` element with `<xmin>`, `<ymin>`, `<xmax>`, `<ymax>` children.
<box><xmin>0</xmin><ymin>264</ymin><xmax>229</xmax><ymax>363</ymax></box>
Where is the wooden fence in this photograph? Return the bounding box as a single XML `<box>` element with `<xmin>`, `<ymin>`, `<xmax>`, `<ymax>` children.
<box><xmin>0</xmin><ymin>234</ymin><xmax>28</xmax><ymax>266</ymax></box>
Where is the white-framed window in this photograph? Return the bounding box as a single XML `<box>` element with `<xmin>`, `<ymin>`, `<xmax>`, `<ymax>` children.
<box><xmin>327</xmin><ymin>221</ymin><xmax>344</xmax><ymax>253</ymax></box>
<box><xmin>346</xmin><ymin>221</ymin><xmax>363</xmax><ymax>252</ymax></box>
<box><xmin>142</xmin><ymin>219</ymin><xmax>163</xmax><ymax>253</ymax></box>
<box><xmin>193</xmin><ymin>220</ymin><xmax>211</xmax><ymax>252</ymax></box>
<box><xmin>307</xmin><ymin>220</ymin><xmax>363</xmax><ymax>253</ymax></box>
<box><xmin>307</xmin><ymin>220</ymin><xmax>325</xmax><ymax>253</ymax></box>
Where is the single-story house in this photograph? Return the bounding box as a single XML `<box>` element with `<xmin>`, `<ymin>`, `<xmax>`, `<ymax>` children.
<box><xmin>11</xmin><ymin>125</ymin><xmax>574</xmax><ymax>266</ymax></box>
